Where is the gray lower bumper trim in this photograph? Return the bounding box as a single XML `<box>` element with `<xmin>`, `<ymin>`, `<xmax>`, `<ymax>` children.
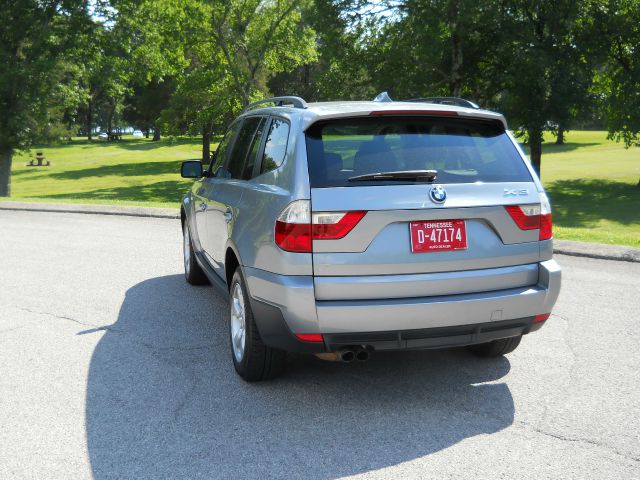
<box><xmin>324</xmin><ymin>317</ymin><xmax>545</xmax><ymax>351</ymax></box>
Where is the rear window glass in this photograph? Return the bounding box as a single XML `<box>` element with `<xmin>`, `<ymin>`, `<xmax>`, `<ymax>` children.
<box><xmin>305</xmin><ymin>117</ymin><xmax>532</xmax><ymax>187</ymax></box>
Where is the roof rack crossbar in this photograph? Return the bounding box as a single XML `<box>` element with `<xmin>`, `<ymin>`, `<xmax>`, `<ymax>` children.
<box><xmin>244</xmin><ymin>96</ymin><xmax>308</xmax><ymax>112</ymax></box>
<box><xmin>406</xmin><ymin>97</ymin><xmax>480</xmax><ymax>109</ymax></box>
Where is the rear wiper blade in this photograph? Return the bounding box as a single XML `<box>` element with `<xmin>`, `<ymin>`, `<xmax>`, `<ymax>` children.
<box><xmin>348</xmin><ymin>169</ymin><xmax>438</xmax><ymax>182</ymax></box>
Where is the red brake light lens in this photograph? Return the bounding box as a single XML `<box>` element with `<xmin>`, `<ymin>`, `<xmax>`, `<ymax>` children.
<box><xmin>275</xmin><ymin>200</ymin><xmax>312</xmax><ymax>253</ymax></box>
<box><xmin>504</xmin><ymin>204</ymin><xmax>553</xmax><ymax>240</ymax></box>
<box><xmin>312</xmin><ymin>211</ymin><xmax>367</xmax><ymax>239</ymax></box>
<box><xmin>275</xmin><ymin>202</ymin><xmax>366</xmax><ymax>253</ymax></box>
<box><xmin>295</xmin><ymin>333</ymin><xmax>324</xmax><ymax>342</ymax></box>
<box><xmin>504</xmin><ymin>205</ymin><xmax>540</xmax><ymax>230</ymax></box>
<box><xmin>534</xmin><ymin>313</ymin><xmax>550</xmax><ymax>323</ymax></box>
<box><xmin>275</xmin><ymin>221</ymin><xmax>311</xmax><ymax>253</ymax></box>
<box><xmin>539</xmin><ymin>213</ymin><xmax>552</xmax><ymax>241</ymax></box>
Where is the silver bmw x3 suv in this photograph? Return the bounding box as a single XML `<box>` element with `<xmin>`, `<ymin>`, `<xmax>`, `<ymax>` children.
<box><xmin>180</xmin><ymin>95</ymin><xmax>561</xmax><ymax>381</ymax></box>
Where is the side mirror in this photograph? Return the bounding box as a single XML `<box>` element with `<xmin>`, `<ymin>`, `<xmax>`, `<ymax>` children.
<box><xmin>181</xmin><ymin>161</ymin><xmax>203</xmax><ymax>178</ymax></box>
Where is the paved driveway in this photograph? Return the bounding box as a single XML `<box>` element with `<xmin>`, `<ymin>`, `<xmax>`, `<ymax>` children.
<box><xmin>0</xmin><ymin>210</ymin><xmax>638</xmax><ymax>479</ymax></box>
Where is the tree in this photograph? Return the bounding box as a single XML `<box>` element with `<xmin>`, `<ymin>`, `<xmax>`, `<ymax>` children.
<box><xmin>370</xmin><ymin>0</ymin><xmax>505</xmax><ymax>101</ymax></box>
<box><xmin>301</xmin><ymin>0</ymin><xmax>379</xmax><ymax>101</ymax></box>
<box><xmin>491</xmin><ymin>0</ymin><xmax>591</xmax><ymax>176</ymax></box>
<box><xmin>165</xmin><ymin>0</ymin><xmax>317</xmax><ymax>161</ymax></box>
<box><xmin>209</xmin><ymin>0</ymin><xmax>317</xmax><ymax>107</ymax></box>
<box><xmin>124</xmin><ymin>79</ymin><xmax>175</xmax><ymax>140</ymax></box>
<box><xmin>71</xmin><ymin>0</ymin><xmax>188</xmax><ymax>141</ymax></box>
<box><xmin>587</xmin><ymin>0</ymin><xmax>640</xmax><ymax>186</ymax></box>
<box><xmin>327</xmin><ymin>1</ymin><xmax>596</xmax><ymax>176</ymax></box>
<box><xmin>0</xmin><ymin>0</ymin><xmax>87</xmax><ymax>196</ymax></box>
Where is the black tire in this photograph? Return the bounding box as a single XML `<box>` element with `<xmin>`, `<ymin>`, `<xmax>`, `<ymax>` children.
<box><xmin>182</xmin><ymin>220</ymin><xmax>208</xmax><ymax>285</ymax></box>
<box><xmin>468</xmin><ymin>335</ymin><xmax>522</xmax><ymax>357</ymax></box>
<box><xmin>229</xmin><ymin>268</ymin><xmax>286</xmax><ymax>381</ymax></box>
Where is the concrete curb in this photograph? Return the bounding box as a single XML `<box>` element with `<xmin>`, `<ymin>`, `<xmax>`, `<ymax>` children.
<box><xmin>0</xmin><ymin>201</ymin><xmax>179</xmax><ymax>219</ymax></box>
<box><xmin>553</xmin><ymin>240</ymin><xmax>640</xmax><ymax>263</ymax></box>
<box><xmin>1</xmin><ymin>201</ymin><xmax>638</xmax><ymax>263</ymax></box>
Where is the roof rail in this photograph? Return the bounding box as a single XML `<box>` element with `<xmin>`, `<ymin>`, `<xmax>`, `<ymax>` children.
<box><xmin>244</xmin><ymin>96</ymin><xmax>308</xmax><ymax>112</ymax></box>
<box><xmin>406</xmin><ymin>97</ymin><xmax>480</xmax><ymax>109</ymax></box>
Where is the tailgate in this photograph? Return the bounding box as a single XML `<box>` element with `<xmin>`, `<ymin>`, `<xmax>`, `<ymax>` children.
<box><xmin>311</xmin><ymin>182</ymin><xmax>541</xmax><ymax>278</ymax></box>
<box><xmin>305</xmin><ymin>114</ymin><xmax>544</xmax><ymax>299</ymax></box>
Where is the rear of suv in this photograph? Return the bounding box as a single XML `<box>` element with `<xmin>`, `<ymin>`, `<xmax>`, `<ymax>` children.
<box><xmin>180</xmin><ymin>95</ymin><xmax>561</xmax><ymax>381</ymax></box>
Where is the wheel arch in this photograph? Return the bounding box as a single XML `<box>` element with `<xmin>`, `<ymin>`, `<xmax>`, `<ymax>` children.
<box><xmin>224</xmin><ymin>242</ymin><xmax>242</xmax><ymax>292</ymax></box>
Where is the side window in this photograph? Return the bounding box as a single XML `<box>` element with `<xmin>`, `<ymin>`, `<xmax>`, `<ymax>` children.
<box><xmin>225</xmin><ymin>117</ymin><xmax>261</xmax><ymax>179</ymax></box>
<box><xmin>211</xmin><ymin>121</ymin><xmax>241</xmax><ymax>177</ymax></box>
<box><xmin>242</xmin><ymin>117</ymin><xmax>267</xmax><ymax>180</ymax></box>
<box><xmin>261</xmin><ymin>118</ymin><xmax>290</xmax><ymax>174</ymax></box>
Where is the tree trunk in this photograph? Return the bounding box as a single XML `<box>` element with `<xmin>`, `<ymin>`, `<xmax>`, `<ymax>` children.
<box><xmin>145</xmin><ymin>129</ymin><xmax>150</xmax><ymax>139</ymax></box>
<box><xmin>556</xmin><ymin>127</ymin><xmax>565</xmax><ymax>145</ymax></box>
<box><xmin>202</xmin><ymin>125</ymin><xmax>211</xmax><ymax>163</ymax></box>
<box><xmin>152</xmin><ymin>125</ymin><xmax>160</xmax><ymax>141</ymax></box>
<box><xmin>87</xmin><ymin>100</ymin><xmax>93</xmax><ymax>141</ymax></box>
<box><xmin>0</xmin><ymin>148</ymin><xmax>12</xmax><ymax>197</ymax></box>
<box><xmin>107</xmin><ymin>101</ymin><xmax>115</xmax><ymax>135</ymax></box>
<box><xmin>448</xmin><ymin>0</ymin><xmax>463</xmax><ymax>97</ymax></box>
<box><xmin>528</xmin><ymin>128</ymin><xmax>543</xmax><ymax>177</ymax></box>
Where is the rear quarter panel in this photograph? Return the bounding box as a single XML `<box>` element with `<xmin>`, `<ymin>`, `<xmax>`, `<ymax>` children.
<box><xmin>230</xmin><ymin>113</ymin><xmax>313</xmax><ymax>276</ymax></box>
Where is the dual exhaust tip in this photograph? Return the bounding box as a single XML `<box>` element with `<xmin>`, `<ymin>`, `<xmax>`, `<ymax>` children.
<box><xmin>339</xmin><ymin>347</ymin><xmax>370</xmax><ymax>363</ymax></box>
<box><xmin>316</xmin><ymin>347</ymin><xmax>370</xmax><ymax>363</ymax></box>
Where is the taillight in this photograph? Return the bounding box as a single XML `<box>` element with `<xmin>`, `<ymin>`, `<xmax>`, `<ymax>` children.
<box><xmin>504</xmin><ymin>195</ymin><xmax>552</xmax><ymax>241</ymax></box>
<box><xmin>275</xmin><ymin>200</ymin><xmax>312</xmax><ymax>252</ymax></box>
<box><xmin>539</xmin><ymin>194</ymin><xmax>553</xmax><ymax>240</ymax></box>
<box><xmin>534</xmin><ymin>313</ymin><xmax>550</xmax><ymax>323</ymax></box>
<box><xmin>504</xmin><ymin>204</ymin><xmax>541</xmax><ymax>230</ymax></box>
<box><xmin>312</xmin><ymin>211</ymin><xmax>366</xmax><ymax>239</ymax></box>
<box><xmin>275</xmin><ymin>201</ymin><xmax>367</xmax><ymax>253</ymax></box>
<box><xmin>295</xmin><ymin>333</ymin><xmax>324</xmax><ymax>342</ymax></box>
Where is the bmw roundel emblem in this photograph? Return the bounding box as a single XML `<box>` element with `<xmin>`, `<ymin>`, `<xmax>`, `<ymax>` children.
<box><xmin>430</xmin><ymin>185</ymin><xmax>447</xmax><ymax>204</ymax></box>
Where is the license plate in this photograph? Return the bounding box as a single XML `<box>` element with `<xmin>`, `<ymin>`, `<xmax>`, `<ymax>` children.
<box><xmin>410</xmin><ymin>220</ymin><xmax>467</xmax><ymax>253</ymax></box>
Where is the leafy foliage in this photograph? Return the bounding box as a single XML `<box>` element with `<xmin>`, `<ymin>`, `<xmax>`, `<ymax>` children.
<box><xmin>2</xmin><ymin>0</ymin><xmax>640</xmax><ymax>195</ymax></box>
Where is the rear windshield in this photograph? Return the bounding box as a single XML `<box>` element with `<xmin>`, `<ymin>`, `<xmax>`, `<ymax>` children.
<box><xmin>305</xmin><ymin>117</ymin><xmax>532</xmax><ymax>187</ymax></box>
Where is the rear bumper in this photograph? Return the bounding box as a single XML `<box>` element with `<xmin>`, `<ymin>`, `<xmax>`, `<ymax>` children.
<box><xmin>244</xmin><ymin>259</ymin><xmax>561</xmax><ymax>352</ymax></box>
<box><xmin>324</xmin><ymin>317</ymin><xmax>546</xmax><ymax>351</ymax></box>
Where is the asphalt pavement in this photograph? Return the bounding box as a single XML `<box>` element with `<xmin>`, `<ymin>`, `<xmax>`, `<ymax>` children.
<box><xmin>0</xmin><ymin>210</ymin><xmax>638</xmax><ymax>479</ymax></box>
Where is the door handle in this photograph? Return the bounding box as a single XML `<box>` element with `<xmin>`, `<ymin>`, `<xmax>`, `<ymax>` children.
<box><xmin>199</xmin><ymin>202</ymin><xmax>207</xmax><ymax>212</ymax></box>
<box><xmin>223</xmin><ymin>208</ymin><xmax>233</xmax><ymax>223</ymax></box>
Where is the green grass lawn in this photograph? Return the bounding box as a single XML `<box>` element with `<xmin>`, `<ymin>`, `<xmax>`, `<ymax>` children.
<box><xmin>8</xmin><ymin>136</ymin><xmax>205</xmax><ymax>208</ymax></box>
<box><xmin>532</xmin><ymin>131</ymin><xmax>639</xmax><ymax>247</ymax></box>
<box><xmin>5</xmin><ymin>131</ymin><xmax>640</xmax><ymax>247</ymax></box>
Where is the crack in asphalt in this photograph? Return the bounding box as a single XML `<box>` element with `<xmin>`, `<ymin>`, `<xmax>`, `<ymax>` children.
<box><xmin>12</xmin><ymin>305</ymin><xmax>213</xmax><ymax>354</ymax></box>
<box><xmin>17</xmin><ymin>306</ymin><xmax>97</xmax><ymax>328</ymax></box>
<box><xmin>527</xmin><ymin>312</ymin><xmax>578</xmax><ymax>436</ymax></box>
<box><xmin>155</xmin><ymin>344</ymin><xmax>213</xmax><ymax>352</ymax></box>
<box><xmin>0</xmin><ymin>324</ymin><xmax>30</xmax><ymax>335</ymax></box>
<box><xmin>172</xmin><ymin>380</ymin><xmax>199</xmax><ymax>421</ymax></box>
<box><xmin>0</xmin><ymin>324</ymin><xmax>32</xmax><ymax>346</ymax></box>
<box><xmin>518</xmin><ymin>313</ymin><xmax>639</xmax><ymax>465</ymax></box>
<box><xmin>518</xmin><ymin>420</ymin><xmax>640</xmax><ymax>463</ymax></box>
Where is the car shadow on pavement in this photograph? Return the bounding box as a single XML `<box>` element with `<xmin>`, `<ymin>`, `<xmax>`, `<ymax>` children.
<box><xmin>85</xmin><ymin>274</ymin><xmax>514</xmax><ymax>479</ymax></box>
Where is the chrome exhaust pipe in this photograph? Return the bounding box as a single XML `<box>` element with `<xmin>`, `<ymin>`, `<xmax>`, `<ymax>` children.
<box><xmin>338</xmin><ymin>349</ymin><xmax>355</xmax><ymax>363</ymax></box>
<box><xmin>315</xmin><ymin>348</ymin><xmax>365</xmax><ymax>363</ymax></box>
<box><xmin>355</xmin><ymin>348</ymin><xmax>370</xmax><ymax>362</ymax></box>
